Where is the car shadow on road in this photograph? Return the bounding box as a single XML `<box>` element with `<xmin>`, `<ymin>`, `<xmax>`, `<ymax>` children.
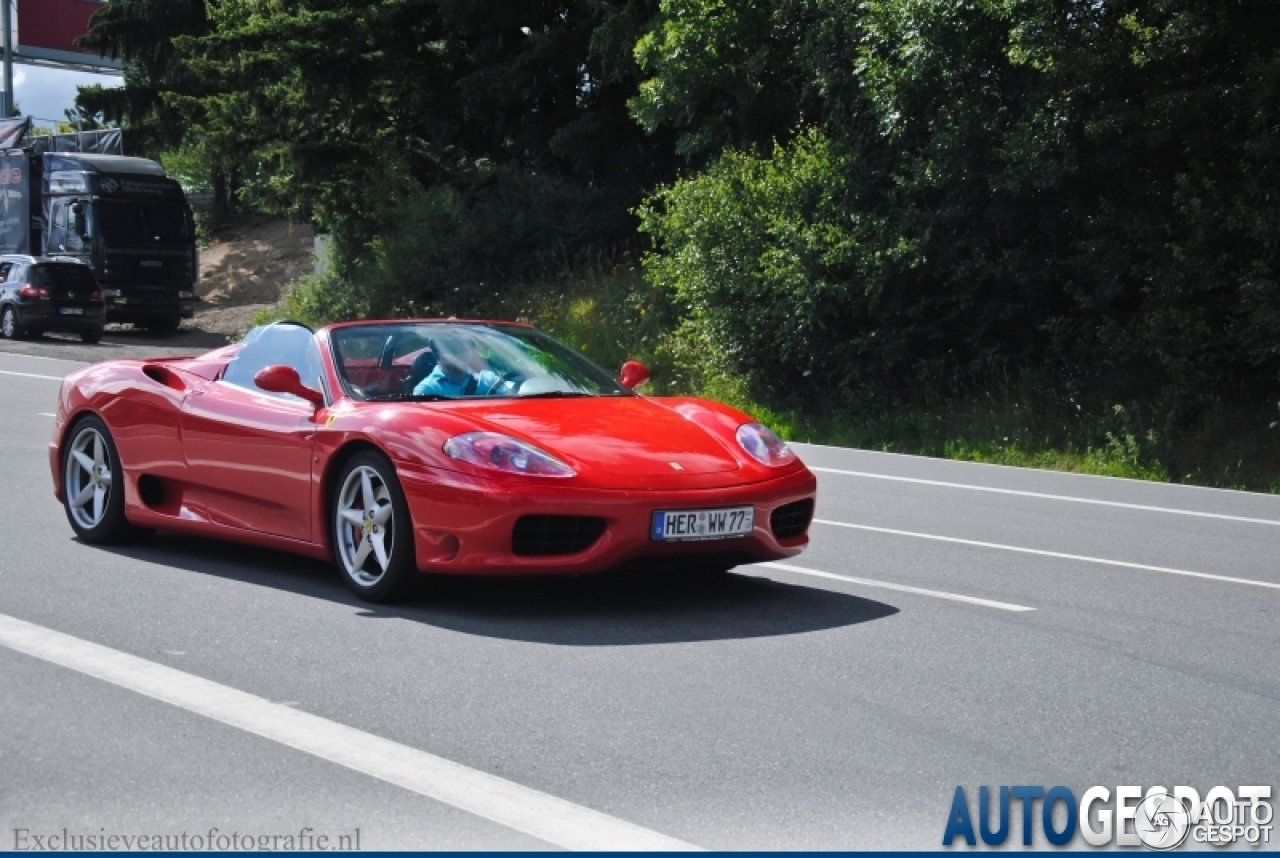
<box><xmin>100</xmin><ymin>533</ymin><xmax>900</xmax><ymax>646</ymax></box>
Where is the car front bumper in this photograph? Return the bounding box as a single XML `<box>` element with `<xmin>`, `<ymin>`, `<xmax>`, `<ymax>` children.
<box><xmin>397</xmin><ymin>464</ymin><xmax>817</xmax><ymax>576</ymax></box>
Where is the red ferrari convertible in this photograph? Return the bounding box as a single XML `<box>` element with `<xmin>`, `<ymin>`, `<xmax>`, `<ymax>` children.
<box><xmin>49</xmin><ymin>320</ymin><xmax>816</xmax><ymax>601</ymax></box>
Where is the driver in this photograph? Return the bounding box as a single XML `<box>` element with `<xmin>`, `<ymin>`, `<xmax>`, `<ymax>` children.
<box><xmin>412</xmin><ymin>333</ymin><xmax>502</xmax><ymax>397</ymax></box>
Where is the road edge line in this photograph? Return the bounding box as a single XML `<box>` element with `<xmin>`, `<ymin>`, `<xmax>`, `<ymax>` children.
<box><xmin>814</xmin><ymin>520</ymin><xmax>1280</xmax><ymax>591</ymax></box>
<box><xmin>809</xmin><ymin>467</ymin><xmax>1280</xmax><ymax>527</ymax></box>
<box><xmin>0</xmin><ymin>612</ymin><xmax>699</xmax><ymax>852</ymax></box>
<box><xmin>759</xmin><ymin>562</ymin><xmax>1036</xmax><ymax>612</ymax></box>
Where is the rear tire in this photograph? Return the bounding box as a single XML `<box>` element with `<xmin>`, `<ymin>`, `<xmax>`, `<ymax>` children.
<box><xmin>143</xmin><ymin>316</ymin><xmax>181</xmax><ymax>335</ymax></box>
<box><xmin>1</xmin><ymin>305</ymin><xmax>25</xmax><ymax>340</ymax></box>
<box><xmin>331</xmin><ymin>451</ymin><xmax>417</xmax><ymax>602</ymax></box>
<box><xmin>61</xmin><ymin>415</ymin><xmax>153</xmax><ymax>544</ymax></box>
<box><xmin>80</xmin><ymin>328</ymin><xmax>104</xmax><ymax>344</ymax></box>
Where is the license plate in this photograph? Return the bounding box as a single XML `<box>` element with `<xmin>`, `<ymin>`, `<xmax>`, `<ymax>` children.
<box><xmin>59</xmin><ymin>307</ymin><xmax>84</xmax><ymax>315</ymax></box>
<box><xmin>651</xmin><ymin>506</ymin><xmax>754</xmax><ymax>542</ymax></box>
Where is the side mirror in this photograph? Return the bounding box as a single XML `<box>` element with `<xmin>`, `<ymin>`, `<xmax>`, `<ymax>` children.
<box><xmin>619</xmin><ymin>360</ymin><xmax>650</xmax><ymax>390</ymax></box>
<box><xmin>71</xmin><ymin>203</ymin><xmax>89</xmax><ymax>240</ymax></box>
<box><xmin>254</xmin><ymin>365</ymin><xmax>325</xmax><ymax>408</ymax></box>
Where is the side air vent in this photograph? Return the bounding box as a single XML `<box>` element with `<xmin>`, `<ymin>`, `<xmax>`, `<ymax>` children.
<box><xmin>142</xmin><ymin>364</ymin><xmax>187</xmax><ymax>392</ymax></box>
<box><xmin>512</xmin><ymin>515</ymin><xmax>607</xmax><ymax>556</ymax></box>
<box><xmin>137</xmin><ymin>474</ymin><xmax>167</xmax><ymax>508</ymax></box>
<box><xmin>770</xmin><ymin>499</ymin><xmax>814</xmax><ymax>540</ymax></box>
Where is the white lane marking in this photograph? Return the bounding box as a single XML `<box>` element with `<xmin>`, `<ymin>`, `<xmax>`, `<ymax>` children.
<box><xmin>0</xmin><ymin>350</ymin><xmax>85</xmax><ymax>368</ymax></box>
<box><xmin>810</xmin><ymin>467</ymin><xmax>1280</xmax><ymax>526</ymax></box>
<box><xmin>792</xmin><ymin>441</ymin><xmax>1266</xmax><ymax>498</ymax></box>
<box><xmin>0</xmin><ymin>350</ymin><xmax>86</xmax><ymax>366</ymax></box>
<box><xmin>759</xmin><ymin>562</ymin><xmax>1035</xmax><ymax>612</ymax></box>
<box><xmin>814</xmin><ymin>519</ymin><xmax>1280</xmax><ymax>592</ymax></box>
<box><xmin>38</xmin><ymin>412</ymin><xmax>56</xmax><ymax>417</ymax></box>
<box><xmin>0</xmin><ymin>613</ymin><xmax>697</xmax><ymax>852</ymax></box>
<box><xmin>0</xmin><ymin>369</ymin><xmax>64</xmax><ymax>381</ymax></box>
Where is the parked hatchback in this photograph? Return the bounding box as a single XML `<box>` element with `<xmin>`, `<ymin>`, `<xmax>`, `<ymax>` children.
<box><xmin>0</xmin><ymin>255</ymin><xmax>106</xmax><ymax>343</ymax></box>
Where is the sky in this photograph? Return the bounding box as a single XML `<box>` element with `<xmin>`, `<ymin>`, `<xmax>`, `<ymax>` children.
<box><xmin>12</xmin><ymin>63</ymin><xmax>123</xmax><ymax>129</ymax></box>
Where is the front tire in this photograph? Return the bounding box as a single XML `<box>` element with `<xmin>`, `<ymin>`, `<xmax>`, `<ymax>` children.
<box><xmin>80</xmin><ymin>327</ymin><xmax>104</xmax><ymax>344</ymax></box>
<box><xmin>332</xmin><ymin>451</ymin><xmax>416</xmax><ymax>602</ymax></box>
<box><xmin>61</xmin><ymin>416</ymin><xmax>152</xmax><ymax>544</ymax></box>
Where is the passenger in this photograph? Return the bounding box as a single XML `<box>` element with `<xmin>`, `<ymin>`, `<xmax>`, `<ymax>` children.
<box><xmin>412</xmin><ymin>334</ymin><xmax>501</xmax><ymax>397</ymax></box>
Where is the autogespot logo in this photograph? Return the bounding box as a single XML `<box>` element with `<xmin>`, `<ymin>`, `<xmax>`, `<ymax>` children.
<box><xmin>1133</xmin><ymin>792</ymin><xmax>1192</xmax><ymax>850</ymax></box>
<box><xmin>943</xmin><ymin>785</ymin><xmax>1273</xmax><ymax>849</ymax></box>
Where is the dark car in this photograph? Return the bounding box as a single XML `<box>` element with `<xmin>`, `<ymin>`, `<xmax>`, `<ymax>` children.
<box><xmin>0</xmin><ymin>255</ymin><xmax>106</xmax><ymax>343</ymax></box>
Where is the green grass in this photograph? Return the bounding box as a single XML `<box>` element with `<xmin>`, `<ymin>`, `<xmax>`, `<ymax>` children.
<box><xmin>714</xmin><ymin>393</ymin><xmax>1280</xmax><ymax>492</ymax></box>
<box><xmin>687</xmin><ymin>382</ymin><xmax>1177</xmax><ymax>483</ymax></box>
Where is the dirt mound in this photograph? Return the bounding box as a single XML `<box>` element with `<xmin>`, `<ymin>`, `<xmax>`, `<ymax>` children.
<box><xmin>193</xmin><ymin>215</ymin><xmax>315</xmax><ymax>336</ymax></box>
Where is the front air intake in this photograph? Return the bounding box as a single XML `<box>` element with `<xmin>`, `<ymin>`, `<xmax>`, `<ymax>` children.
<box><xmin>770</xmin><ymin>499</ymin><xmax>814</xmax><ymax>540</ymax></box>
<box><xmin>512</xmin><ymin>515</ymin><xmax>607</xmax><ymax>556</ymax></box>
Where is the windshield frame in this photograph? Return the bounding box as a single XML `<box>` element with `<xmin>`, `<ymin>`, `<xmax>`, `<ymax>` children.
<box><xmin>327</xmin><ymin>321</ymin><xmax>634</xmax><ymax>403</ymax></box>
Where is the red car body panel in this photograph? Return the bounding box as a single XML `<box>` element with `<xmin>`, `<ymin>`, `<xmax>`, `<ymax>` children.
<box><xmin>49</xmin><ymin>321</ymin><xmax>816</xmax><ymax>577</ymax></box>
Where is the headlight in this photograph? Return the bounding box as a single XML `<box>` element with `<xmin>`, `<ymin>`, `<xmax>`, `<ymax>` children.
<box><xmin>736</xmin><ymin>423</ymin><xmax>796</xmax><ymax>467</ymax></box>
<box><xmin>443</xmin><ymin>432</ymin><xmax>575</xmax><ymax>478</ymax></box>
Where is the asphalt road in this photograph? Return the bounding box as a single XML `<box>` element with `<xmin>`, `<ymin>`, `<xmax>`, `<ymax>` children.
<box><xmin>1</xmin><ymin>344</ymin><xmax>1277</xmax><ymax>850</ymax></box>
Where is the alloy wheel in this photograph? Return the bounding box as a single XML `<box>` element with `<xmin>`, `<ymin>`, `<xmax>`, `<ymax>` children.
<box><xmin>65</xmin><ymin>424</ymin><xmax>113</xmax><ymax>530</ymax></box>
<box><xmin>335</xmin><ymin>465</ymin><xmax>396</xmax><ymax>586</ymax></box>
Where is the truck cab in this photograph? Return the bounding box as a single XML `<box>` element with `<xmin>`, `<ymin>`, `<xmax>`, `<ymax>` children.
<box><xmin>42</xmin><ymin>154</ymin><xmax>197</xmax><ymax>333</ymax></box>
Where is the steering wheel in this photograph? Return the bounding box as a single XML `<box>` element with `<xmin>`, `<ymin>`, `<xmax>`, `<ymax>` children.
<box><xmin>487</xmin><ymin>371</ymin><xmax>524</xmax><ymax>396</ymax></box>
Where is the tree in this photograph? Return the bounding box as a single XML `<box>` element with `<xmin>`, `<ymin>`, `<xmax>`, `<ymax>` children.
<box><xmin>168</xmin><ymin>0</ymin><xmax>675</xmax><ymax>233</ymax></box>
<box><xmin>75</xmin><ymin>0</ymin><xmax>207</xmax><ymax>152</ymax></box>
<box><xmin>76</xmin><ymin>0</ymin><xmax>232</xmax><ymax>215</ymax></box>
<box><xmin>636</xmin><ymin>0</ymin><xmax>1280</xmax><ymax>422</ymax></box>
<box><xmin>629</xmin><ymin>0</ymin><xmax>831</xmax><ymax>159</ymax></box>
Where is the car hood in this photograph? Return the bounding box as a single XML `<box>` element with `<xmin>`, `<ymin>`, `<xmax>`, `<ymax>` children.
<box><xmin>453</xmin><ymin>396</ymin><xmax>743</xmax><ymax>480</ymax></box>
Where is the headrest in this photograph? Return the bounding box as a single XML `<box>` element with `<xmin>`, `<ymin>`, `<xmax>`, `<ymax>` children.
<box><xmin>410</xmin><ymin>349</ymin><xmax>437</xmax><ymax>375</ymax></box>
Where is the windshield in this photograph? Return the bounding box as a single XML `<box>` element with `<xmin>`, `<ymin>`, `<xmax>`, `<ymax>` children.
<box><xmin>95</xmin><ymin>202</ymin><xmax>193</xmax><ymax>243</ymax></box>
<box><xmin>330</xmin><ymin>322</ymin><xmax>629</xmax><ymax>401</ymax></box>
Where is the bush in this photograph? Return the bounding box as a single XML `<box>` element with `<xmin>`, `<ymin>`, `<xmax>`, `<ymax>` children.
<box><xmin>283</xmin><ymin>166</ymin><xmax>633</xmax><ymax>324</ymax></box>
<box><xmin>520</xmin><ymin>260</ymin><xmax>683</xmax><ymax>392</ymax></box>
<box><xmin>638</xmin><ymin>129</ymin><xmax>880</xmax><ymax>411</ymax></box>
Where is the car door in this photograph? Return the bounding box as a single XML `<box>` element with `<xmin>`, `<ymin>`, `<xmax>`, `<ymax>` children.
<box><xmin>180</xmin><ymin>324</ymin><xmax>322</xmax><ymax>542</ymax></box>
